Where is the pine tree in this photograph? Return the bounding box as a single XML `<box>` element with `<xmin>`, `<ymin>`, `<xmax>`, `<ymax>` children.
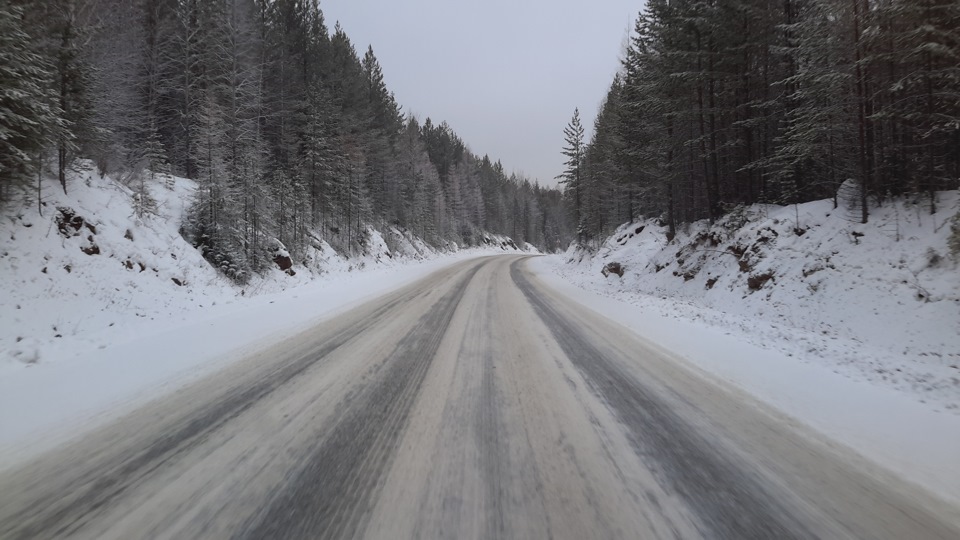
<box><xmin>0</xmin><ymin>0</ymin><xmax>61</xmax><ymax>204</ymax></box>
<box><xmin>12</xmin><ymin>0</ymin><xmax>92</xmax><ymax>195</ymax></box>
<box><xmin>361</xmin><ymin>46</ymin><xmax>401</xmax><ymax>221</ymax></box>
<box><xmin>583</xmin><ymin>79</ymin><xmax>624</xmax><ymax>240</ymax></box>
<box><xmin>769</xmin><ymin>0</ymin><xmax>859</xmax><ymax>212</ymax></box>
<box><xmin>37</xmin><ymin>0</ymin><xmax>93</xmax><ymax>195</ymax></box>
<box><xmin>621</xmin><ymin>3</ymin><xmax>663</xmax><ymax>215</ymax></box>
<box><xmin>875</xmin><ymin>0</ymin><xmax>960</xmax><ymax>214</ymax></box>
<box><xmin>557</xmin><ymin>108</ymin><xmax>586</xmax><ymax>244</ymax></box>
<box><xmin>81</xmin><ymin>0</ymin><xmax>148</xmax><ymax>176</ymax></box>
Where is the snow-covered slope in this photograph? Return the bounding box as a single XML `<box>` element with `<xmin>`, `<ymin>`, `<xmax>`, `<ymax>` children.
<box><xmin>536</xmin><ymin>193</ymin><xmax>960</xmax><ymax>504</ymax></box>
<box><xmin>556</xmin><ymin>192</ymin><xmax>960</xmax><ymax>412</ymax></box>
<box><xmin>0</xmin><ymin>162</ymin><xmax>534</xmax><ymax>372</ymax></box>
<box><xmin>2</xmin><ymin>164</ymin><xmax>230</xmax><ymax>368</ymax></box>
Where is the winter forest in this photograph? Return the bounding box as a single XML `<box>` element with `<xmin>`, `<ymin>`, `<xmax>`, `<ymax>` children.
<box><xmin>559</xmin><ymin>0</ymin><xmax>960</xmax><ymax>246</ymax></box>
<box><xmin>3</xmin><ymin>0</ymin><xmax>960</xmax><ymax>284</ymax></box>
<box><xmin>0</xmin><ymin>0</ymin><xmax>571</xmax><ymax>281</ymax></box>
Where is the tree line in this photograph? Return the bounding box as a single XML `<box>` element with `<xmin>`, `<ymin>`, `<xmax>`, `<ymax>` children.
<box><xmin>559</xmin><ymin>0</ymin><xmax>959</xmax><ymax>245</ymax></box>
<box><xmin>0</xmin><ymin>0</ymin><xmax>572</xmax><ymax>281</ymax></box>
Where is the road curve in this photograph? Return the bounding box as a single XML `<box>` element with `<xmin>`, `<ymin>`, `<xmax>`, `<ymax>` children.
<box><xmin>0</xmin><ymin>255</ymin><xmax>958</xmax><ymax>539</ymax></box>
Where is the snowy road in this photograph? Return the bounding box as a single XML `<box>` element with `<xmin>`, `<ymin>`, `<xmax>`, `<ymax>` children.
<box><xmin>0</xmin><ymin>255</ymin><xmax>958</xmax><ymax>539</ymax></box>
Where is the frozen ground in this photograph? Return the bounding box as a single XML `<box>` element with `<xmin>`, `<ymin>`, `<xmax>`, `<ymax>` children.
<box><xmin>533</xmin><ymin>192</ymin><xmax>960</xmax><ymax>504</ymax></box>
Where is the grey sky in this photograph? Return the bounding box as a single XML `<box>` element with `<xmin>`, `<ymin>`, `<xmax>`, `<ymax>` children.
<box><xmin>321</xmin><ymin>0</ymin><xmax>642</xmax><ymax>187</ymax></box>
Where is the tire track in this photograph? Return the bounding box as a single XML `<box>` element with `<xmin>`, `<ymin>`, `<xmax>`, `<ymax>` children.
<box><xmin>235</xmin><ymin>263</ymin><xmax>484</xmax><ymax>540</ymax></box>
<box><xmin>472</xmin><ymin>279</ymin><xmax>506</xmax><ymax>539</ymax></box>
<box><xmin>510</xmin><ymin>260</ymin><xmax>813</xmax><ymax>540</ymax></box>
<box><xmin>477</xmin><ymin>309</ymin><xmax>506</xmax><ymax>540</ymax></box>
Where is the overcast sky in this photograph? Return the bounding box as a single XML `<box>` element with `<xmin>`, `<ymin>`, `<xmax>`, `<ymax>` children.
<box><xmin>321</xmin><ymin>0</ymin><xmax>642</xmax><ymax>187</ymax></box>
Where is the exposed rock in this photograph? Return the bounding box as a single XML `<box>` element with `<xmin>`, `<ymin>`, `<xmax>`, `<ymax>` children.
<box><xmin>81</xmin><ymin>234</ymin><xmax>100</xmax><ymax>255</ymax></box>
<box><xmin>55</xmin><ymin>207</ymin><xmax>84</xmax><ymax>237</ymax></box>
<box><xmin>271</xmin><ymin>238</ymin><xmax>294</xmax><ymax>274</ymax></box>
<box><xmin>747</xmin><ymin>272</ymin><xmax>774</xmax><ymax>290</ymax></box>
<box><xmin>273</xmin><ymin>253</ymin><xmax>293</xmax><ymax>271</ymax></box>
<box><xmin>602</xmin><ymin>262</ymin><xmax>625</xmax><ymax>278</ymax></box>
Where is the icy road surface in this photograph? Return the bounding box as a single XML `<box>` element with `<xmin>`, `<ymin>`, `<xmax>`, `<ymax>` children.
<box><xmin>1</xmin><ymin>256</ymin><xmax>957</xmax><ymax>539</ymax></box>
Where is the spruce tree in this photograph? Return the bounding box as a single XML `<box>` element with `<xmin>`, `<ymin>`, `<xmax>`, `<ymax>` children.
<box><xmin>557</xmin><ymin>108</ymin><xmax>586</xmax><ymax>244</ymax></box>
<box><xmin>875</xmin><ymin>0</ymin><xmax>960</xmax><ymax>214</ymax></box>
<box><xmin>0</xmin><ymin>0</ymin><xmax>61</xmax><ymax>204</ymax></box>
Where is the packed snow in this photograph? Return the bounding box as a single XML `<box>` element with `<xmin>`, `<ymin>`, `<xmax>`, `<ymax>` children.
<box><xmin>531</xmin><ymin>191</ymin><xmax>960</xmax><ymax>504</ymax></box>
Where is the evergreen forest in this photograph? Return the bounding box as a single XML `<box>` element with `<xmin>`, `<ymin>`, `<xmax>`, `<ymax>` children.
<box><xmin>558</xmin><ymin>0</ymin><xmax>960</xmax><ymax>245</ymax></box>
<box><xmin>0</xmin><ymin>0</ymin><xmax>572</xmax><ymax>281</ymax></box>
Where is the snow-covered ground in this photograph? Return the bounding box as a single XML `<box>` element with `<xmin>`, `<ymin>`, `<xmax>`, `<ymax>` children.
<box><xmin>532</xmin><ymin>192</ymin><xmax>960</xmax><ymax>504</ymax></box>
<box><xmin>0</xmin><ymin>163</ymin><xmax>528</xmax><ymax>467</ymax></box>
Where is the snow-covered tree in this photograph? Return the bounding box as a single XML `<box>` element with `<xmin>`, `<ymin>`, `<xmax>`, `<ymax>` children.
<box><xmin>557</xmin><ymin>108</ymin><xmax>586</xmax><ymax>244</ymax></box>
<box><xmin>0</xmin><ymin>0</ymin><xmax>61</xmax><ymax>203</ymax></box>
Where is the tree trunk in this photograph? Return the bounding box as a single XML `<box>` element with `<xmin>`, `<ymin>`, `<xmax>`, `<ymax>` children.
<box><xmin>707</xmin><ymin>36</ymin><xmax>721</xmax><ymax>220</ymax></box>
<box><xmin>852</xmin><ymin>0</ymin><xmax>869</xmax><ymax>224</ymax></box>
<box><xmin>37</xmin><ymin>152</ymin><xmax>43</xmax><ymax>216</ymax></box>
<box><xmin>695</xmin><ymin>30</ymin><xmax>714</xmax><ymax>223</ymax></box>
